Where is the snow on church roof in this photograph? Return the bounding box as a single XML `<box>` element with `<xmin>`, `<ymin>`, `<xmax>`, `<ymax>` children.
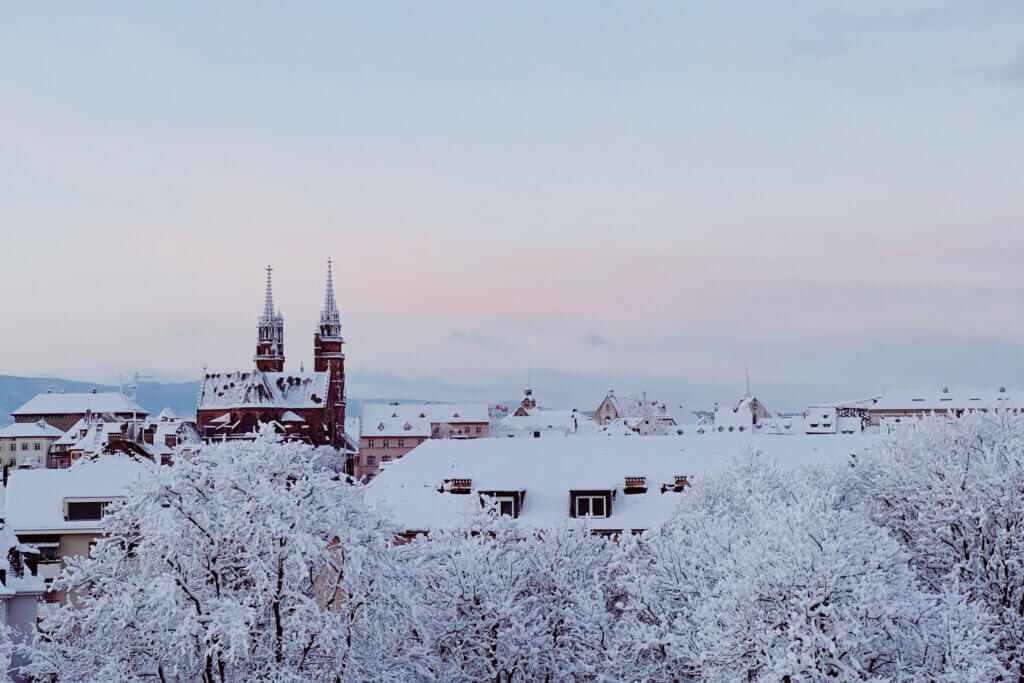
<box><xmin>197</xmin><ymin>370</ymin><xmax>330</xmax><ymax>411</ymax></box>
<box><xmin>12</xmin><ymin>391</ymin><xmax>147</xmax><ymax>417</ymax></box>
<box><xmin>365</xmin><ymin>433</ymin><xmax>874</xmax><ymax>532</ymax></box>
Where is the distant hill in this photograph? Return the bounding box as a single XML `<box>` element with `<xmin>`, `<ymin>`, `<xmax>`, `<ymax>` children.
<box><xmin>0</xmin><ymin>374</ymin><xmax>436</xmax><ymax>426</ymax></box>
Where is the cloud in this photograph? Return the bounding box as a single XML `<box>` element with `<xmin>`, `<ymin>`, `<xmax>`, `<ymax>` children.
<box><xmin>449</xmin><ymin>330</ymin><xmax>514</xmax><ymax>352</ymax></box>
<box><xmin>968</xmin><ymin>47</ymin><xmax>1024</xmax><ymax>85</ymax></box>
<box><xmin>584</xmin><ymin>333</ymin><xmax>611</xmax><ymax>347</ymax></box>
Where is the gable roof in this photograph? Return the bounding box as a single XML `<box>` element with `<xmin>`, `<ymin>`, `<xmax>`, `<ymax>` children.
<box><xmin>12</xmin><ymin>391</ymin><xmax>146</xmax><ymax>417</ymax></box>
<box><xmin>364</xmin><ymin>433</ymin><xmax>873</xmax><ymax>532</ymax></box>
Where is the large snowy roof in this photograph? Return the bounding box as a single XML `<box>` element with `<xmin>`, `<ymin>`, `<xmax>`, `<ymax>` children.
<box><xmin>364</xmin><ymin>433</ymin><xmax>874</xmax><ymax>532</ymax></box>
<box><xmin>5</xmin><ymin>457</ymin><xmax>150</xmax><ymax>533</ymax></box>
<box><xmin>197</xmin><ymin>370</ymin><xmax>330</xmax><ymax>410</ymax></box>
<box><xmin>839</xmin><ymin>387</ymin><xmax>1024</xmax><ymax>412</ymax></box>
<box><xmin>0</xmin><ymin>419</ymin><xmax>65</xmax><ymax>439</ymax></box>
<box><xmin>12</xmin><ymin>391</ymin><xmax>147</xmax><ymax>417</ymax></box>
<box><xmin>495</xmin><ymin>409</ymin><xmax>598</xmax><ymax>435</ymax></box>
<box><xmin>360</xmin><ymin>403</ymin><xmax>489</xmax><ymax>438</ymax></box>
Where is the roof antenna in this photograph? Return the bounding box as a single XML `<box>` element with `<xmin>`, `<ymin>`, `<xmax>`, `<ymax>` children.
<box><xmin>745</xmin><ymin>368</ymin><xmax>751</xmax><ymax>398</ymax></box>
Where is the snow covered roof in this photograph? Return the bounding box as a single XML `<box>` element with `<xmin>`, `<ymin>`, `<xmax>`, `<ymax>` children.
<box><xmin>157</xmin><ymin>407</ymin><xmax>178</xmax><ymax>421</ymax></box>
<box><xmin>345</xmin><ymin>417</ymin><xmax>360</xmax><ymax>440</ymax></box>
<box><xmin>197</xmin><ymin>370</ymin><xmax>330</xmax><ymax>410</ymax></box>
<box><xmin>54</xmin><ymin>417</ymin><xmax>125</xmax><ymax>449</ymax></box>
<box><xmin>364</xmin><ymin>433</ymin><xmax>874</xmax><ymax>532</ymax></box>
<box><xmin>838</xmin><ymin>387</ymin><xmax>1024</xmax><ymax>412</ymax></box>
<box><xmin>495</xmin><ymin>409</ymin><xmax>597</xmax><ymax>435</ymax></box>
<box><xmin>0</xmin><ymin>419</ymin><xmax>65</xmax><ymax>439</ymax></box>
<box><xmin>360</xmin><ymin>403</ymin><xmax>489</xmax><ymax>438</ymax></box>
<box><xmin>5</xmin><ymin>456</ymin><xmax>150</xmax><ymax>533</ymax></box>
<box><xmin>280</xmin><ymin>410</ymin><xmax>305</xmax><ymax>423</ymax></box>
<box><xmin>12</xmin><ymin>391</ymin><xmax>147</xmax><ymax>417</ymax></box>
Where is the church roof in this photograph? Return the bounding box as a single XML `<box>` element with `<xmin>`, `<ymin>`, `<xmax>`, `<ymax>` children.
<box><xmin>197</xmin><ymin>370</ymin><xmax>331</xmax><ymax>411</ymax></box>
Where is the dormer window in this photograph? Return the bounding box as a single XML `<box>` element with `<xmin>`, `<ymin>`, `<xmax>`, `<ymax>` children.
<box><xmin>570</xmin><ymin>490</ymin><xmax>612</xmax><ymax>518</ymax></box>
<box><xmin>64</xmin><ymin>497</ymin><xmax>120</xmax><ymax>521</ymax></box>
<box><xmin>479</xmin><ymin>490</ymin><xmax>524</xmax><ymax>518</ymax></box>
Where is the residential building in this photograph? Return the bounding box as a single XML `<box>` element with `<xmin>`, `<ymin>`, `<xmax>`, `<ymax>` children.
<box><xmin>364</xmin><ymin>433</ymin><xmax>872</xmax><ymax>536</ymax></box>
<box><xmin>832</xmin><ymin>387</ymin><xmax>1023</xmax><ymax>427</ymax></box>
<box><xmin>11</xmin><ymin>390</ymin><xmax>147</xmax><ymax>432</ymax></box>
<box><xmin>0</xmin><ymin>419</ymin><xmax>64</xmax><ymax>474</ymax></box>
<box><xmin>356</xmin><ymin>402</ymin><xmax>490</xmax><ymax>481</ymax></box>
<box><xmin>7</xmin><ymin>457</ymin><xmax>148</xmax><ymax>605</ymax></box>
<box><xmin>492</xmin><ymin>387</ymin><xmax>598</xmax><ymax>439</ymax></box>
<box><xmin>195</xmin><ymin>262</ymin><xmax>351</xmax><ymax>450</ymax></box>
<box><xmin>593</xmin><ymin>389</ymin><xmax>686</xmax><ymax>434</ymax></box>
<box><xmin>48</xmin><ymin>411</ymin><xmax>201</xmax><ymax>469</ymax></box>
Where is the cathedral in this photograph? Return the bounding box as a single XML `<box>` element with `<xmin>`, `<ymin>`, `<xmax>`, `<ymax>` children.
<box><xmin>195</xmin><ymin>262</ymin><xmax>352</xmax><ymax>449</ymax></box>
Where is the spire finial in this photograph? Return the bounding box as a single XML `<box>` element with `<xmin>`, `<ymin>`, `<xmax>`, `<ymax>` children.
<box><xmin>263</xmin><ymin>265</ymin><xmax>275</xmax><ymax>318</ymax></box>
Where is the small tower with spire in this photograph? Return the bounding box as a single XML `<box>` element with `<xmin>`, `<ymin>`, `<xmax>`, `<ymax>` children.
<box><xmin>313</xmin><ymin>258</ymin><xmax>346</xmax><ymax>445</ymax></box>
<box><xmin>254</xmin><ymin>265</ymin><xmax>285</xmax><ymax>372</ymax></box>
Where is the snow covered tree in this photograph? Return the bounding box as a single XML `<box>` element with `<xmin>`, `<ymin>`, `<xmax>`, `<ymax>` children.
<box><xmin>611</xmin><ymin>452</ymin><xmax>1003</xmax><ymax>681</ymax></box>
<box><xmin>404</xmin><ymin>503</ymin><xmax>617</xmax><ymax>681</ymax></box>
<box><xmin>22</xmin><ymin>428</ymin><xmax>421</xmax><ymax>682</ymax></box>
<box><xmin>853</xmin><ymin>410</ymin><xmax>1024</xmax><ymax>677</ymax></box>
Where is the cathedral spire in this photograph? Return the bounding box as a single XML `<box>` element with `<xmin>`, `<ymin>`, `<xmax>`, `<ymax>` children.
<box><xmin>263</xmin><ymin>265</ymin><xmax>275</xmax><ymax>318</ymax></box>
<box><xmin>318</xmin><ymin>258</ymin><xmax>342</xmax><ymax>339</ymax></box>
<box><xmin>255</xmin><ymin>265</ymin><xmax>285</xmax><ymax>372</ymax></box>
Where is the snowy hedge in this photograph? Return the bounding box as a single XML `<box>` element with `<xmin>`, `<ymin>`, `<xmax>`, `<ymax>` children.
<box><xmin>14</xmin><ymin>414</ymin><xmax>1024</xmax><ymax>681</ymax></box>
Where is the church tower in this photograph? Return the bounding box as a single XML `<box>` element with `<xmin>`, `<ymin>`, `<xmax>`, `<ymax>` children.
<box><xmin>254</xmin><ymin>265</ymin><xmax>285</xmax><ymax>372</ymax></box>
<box><xmin>313</xmin><ymin>258</ymin><xmax>346</xmax><ymax>445</ymax></box>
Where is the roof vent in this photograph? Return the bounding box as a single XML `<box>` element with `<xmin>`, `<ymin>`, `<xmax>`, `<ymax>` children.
<box><xmin>442</xmin><ymin>478</ymin><xmax>472</xmax><ymax>494</ymax></box>
<box><xmin>624</xmin><ymin>476</ymin><xmax>647</xmax><ymax>494</ymax></box>
<box><xmin>1000</xmin><ymin>386</ymin><xmax>1006</xmax><ymax>393</ymax></box>
<box><xmin>942</xmin><ymin>386</ymin><xmax>949</xmax><ymax>393</ymax></box>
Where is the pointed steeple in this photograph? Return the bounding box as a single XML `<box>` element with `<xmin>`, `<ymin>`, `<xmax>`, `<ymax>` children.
<box><xmin>255</xmin><ymin>265</ymin><xmax>285</xmax><ymax>372</ymax></box>
<box><xmin>318</xmin><ymin>258</ymin><xmax>342</xmax><ymax>339</ymax></box>
<box><xmin>263</xmin><ymin>265</ymin><xmax>275</xmax><ymax>318</ymax></box>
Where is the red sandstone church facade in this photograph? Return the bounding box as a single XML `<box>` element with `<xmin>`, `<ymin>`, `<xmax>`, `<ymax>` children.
<box><xmin>196</xmin><ymin>262</ymin><xmax>352</xmax><ymax>449</ymax></box>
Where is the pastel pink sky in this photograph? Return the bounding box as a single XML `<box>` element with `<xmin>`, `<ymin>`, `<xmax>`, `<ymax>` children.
<box><xmin>2</xmin><ymin>2</ymin><xmax>1022</xmax><ymax>407</ymax></box>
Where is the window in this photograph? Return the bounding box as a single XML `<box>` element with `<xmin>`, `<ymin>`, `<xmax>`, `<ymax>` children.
<box><xmin>383</xmin><ymin>456</ymin><xmax>391</xmax><ymax>462</ymax></box>
<box><xmin>574</xmin><ymin>495</ymin><xmax>607</xmax><ymax>518</ymax></box>
<box><xmin>367</xmin><ymin>439</ymin><xmax>374</xmax><ymax>448</ymax></box>
<box><xmin>20</xmin><ymin>443</ymin><xmax>28</xmax><ymax>451</ymax></box>
<box><xmin>382</xmin><ymin>440</ymin><xmax>389</xmax><ymax>448</ymax></box>
<box><xmin>398</xmin><ymin>439</ymin><xmax>404</xmax><ymax>447</ymax></box>
<box><xmin>65</xmin><ymin>501</ymin><xmax>111</xmax><ymax>521</ymax></box>
<box><xmin>479</xmin><ymin>491</ymin><xmax>523</xmax><ymax>518</ymax></box>
<box><xmin>34</xmin><ymin>442</ymin><xmax>41</xmax><ymax>451</ymax></box>
<box><xmin>367</xmin><ymin>456</ymin><xmax>376</xmax><ymax>465</ymax></box>
<box><xmin>476</xmin><ymin>426</ymin><xmax>482</xmax><ymax>434</ymax></box>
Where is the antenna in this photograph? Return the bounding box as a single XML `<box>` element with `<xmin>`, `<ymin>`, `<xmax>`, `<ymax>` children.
<box><xmin>745</xmin><ymin>368</ymin><xmax>751</xmax><ymax>398</ymax></box>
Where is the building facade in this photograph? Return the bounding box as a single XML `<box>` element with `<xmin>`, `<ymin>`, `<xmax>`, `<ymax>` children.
<box><xmin>355</xmin><ymin>403</ymin><xmax>490</xmax><ymax>480</ymax></box>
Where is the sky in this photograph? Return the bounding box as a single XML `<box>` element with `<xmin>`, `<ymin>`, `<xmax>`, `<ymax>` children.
<box><xmin>1</xmin><ymin>1</ymin><xmax>1022</xmax><ymax>411</ymax></box>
